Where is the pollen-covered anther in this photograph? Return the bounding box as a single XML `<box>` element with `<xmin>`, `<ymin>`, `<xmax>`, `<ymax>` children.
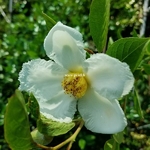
<box><xmin>62</xmin><ymin>73</ymin><xmax>87</xmax><ymax>98</ymax></box>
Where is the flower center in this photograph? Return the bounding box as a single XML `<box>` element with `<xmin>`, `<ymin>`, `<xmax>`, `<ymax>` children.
<box><xmin>62</xmin><ymin>73</ymin><xmax>87</xmax><ymax>98</ymax></box>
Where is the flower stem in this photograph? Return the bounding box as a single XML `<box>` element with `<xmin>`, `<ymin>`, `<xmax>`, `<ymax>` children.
<box><xmin>36</xmin><ymin>143</ymin><xmax>52</xmax><ymax>150</ymax></box>
<box><xmin>52</xmin><ymin>119</ymin><xmax>84</xmax><ymax>150</ymax></box>
<box><xmin>84</xmin><ymin>48</ymin><xmax>95</xmax><ymax>54</ymax></box>
<box><xmin>36</xmin><ymin>119</ymin><xmax>84</xmax><ymax>150</ymax></box>
<box><xmin>66</xmin><ymin>141</ymin><xmax>74</xmax><ymax>150</ymax></box>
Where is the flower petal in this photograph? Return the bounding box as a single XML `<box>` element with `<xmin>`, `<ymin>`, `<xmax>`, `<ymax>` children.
<box><xmin>39</xmin><ymin>90</ymin><xmax>77</xmax><ymax>123</ymax></box>
<box><xmin>18</xmin><ymin>59</ymin><xmax>67</xmax><ymax>102</ymax></box>
<box><xmin>44</xmin><ymin>22</ymin><xmax>86</xmax><ymax>71</ymax></box>
<box><xmin>78</xmin><ymin>88</ymin><xmax>127</xmax><ymax>134</ymax></box>
<box><xmin>83</xmin><ymin>54</ymin><xmax>134</xmax><ymax>100</ymax></box>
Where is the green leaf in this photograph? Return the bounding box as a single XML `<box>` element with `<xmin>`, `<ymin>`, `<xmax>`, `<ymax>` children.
<box><xmin>42</xmin><ymin>12</ymin><xmax>56</xmax><ymax>30</ymax></box>
<box><xmin>37</xmin><ymin>114</ymin><xmax>75</xmax><ymax>136</ymax></box>
<box><xmin>89</xmin><ymin>0</ymin><xmax>110</xmax><ymax>52</ymax></box>
<box><xmin>133</xmin><ymin>89</ymin><xmax>144</xmax><ymax>119</ymax></box>
<box><xmin>113</xmin><ymin>132</ymin><xmax>124</xmax><ymax>144</ymax></box>
<box><xmin>145</xmin><ymin>40</ymin><xmax>150</xmax><ymax>55</ymax></box>
<box><xmin>133</xmin><ymin>69</ymin><xmax>142</xmax><ymax>80</ymax></box>
<box><xmin>4</xmin><ymin>90</ymin><xmax>36</xmax><ymax>150</ymax></box>
<box><xmin>28</xmin><ymin>93</ymin><xmax>40</xmax><ymax>120</ymax></box>
<box><xmin>143</xmin><ymin>64</ymin><xmax>150</xmax><ymax>75</ymax></box>
<box><xmin>104</xmin><ymin>139</ymin><xmax>120</xmax><ymax>150</ymax></box>
<box><xmin>107</xmin><ymin>38</ymin><xmax>150</xmax><ymax>71</ymax></box>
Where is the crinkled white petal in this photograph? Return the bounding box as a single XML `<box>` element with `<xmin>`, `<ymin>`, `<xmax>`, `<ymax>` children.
<box><xmin>44</xmin><ymin>22</ymin><xmax>86</xmax><ymax>71</ymax></box>
<box><xmin>39</xmin><ymin>90</ymin><xmax>77</xmax><ymax>123</ymax></box>
<box><xmin>18</xmin><ymin>59</ymin><xmax>68</xmax><ymax>102</ymax></box>
<box><xmin>78</xmin><ymin>88</ymin><xmax>127</xmax><ymax>134</ymax></box>
<box><xmin>83</xmin><ymin>54</ymin><xmax>134</xmax><ymax>100</ymax></box>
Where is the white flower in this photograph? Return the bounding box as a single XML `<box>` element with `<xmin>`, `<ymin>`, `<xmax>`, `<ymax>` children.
<box><xmin>18</xmin><ymin>22</ymin><xmax>134</xmax><ymax>134</ymax></box>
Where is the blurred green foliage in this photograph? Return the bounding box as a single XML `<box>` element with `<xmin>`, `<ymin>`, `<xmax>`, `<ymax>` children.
<box><xmin>0</xmin><ymin>0</ymin><xmax>150</xmax><ymax>149</ymax></box>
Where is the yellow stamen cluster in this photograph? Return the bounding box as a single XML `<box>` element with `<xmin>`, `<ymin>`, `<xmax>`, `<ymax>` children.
<box><xmin>62</xmin><ymin>73</ymin><xmax>87</xmax><ymax>98</ymax></box>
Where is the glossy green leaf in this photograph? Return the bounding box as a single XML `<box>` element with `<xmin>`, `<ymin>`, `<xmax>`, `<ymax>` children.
<box><xmin>37</xmin><ymin>114</ymin><xmax>75</xmax><ymax>136</ymax></box>
<box><xmin>107</xmin><ymin>38</ymin><xmax>150</xmax><ymax>71</ymax></box>
<box><xmin>28</xmin><ymin>93</ymin><xmax>40</xmax><ymax>120</ymax></box>
<box><xmin>113</xmin><ymin>132</ymin><xmax>124</xmax><ymax>144</ymax></box>
<box><xmin>42</xmin><ymin>12</ymin><xmax>56</xmax><ymax>30</ymax></box>
<box><xmin>104</xmin><ymin>139</ymin><xmax>120</xmax><ymax>150</ymax></box>
<box><xmin>4</xmin><ymin>90</ymin><xmax>36</xmax><ymax>150</ymax></box>
<box><xmin>133</xmin><ymin>89</ymin><xmax>144</xmax><ymax>119</ymax></box>
<box><xmin>89</xmin><ymin>0</ymin><xmax>110</xmax><ymax>52</ymax></box>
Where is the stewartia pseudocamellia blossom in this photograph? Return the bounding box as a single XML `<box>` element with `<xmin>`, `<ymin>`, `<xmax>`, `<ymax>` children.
<box><xmin>19</xmin><ymin>22</ymin><xmax>134</xmax><ymax>134</ymax></box>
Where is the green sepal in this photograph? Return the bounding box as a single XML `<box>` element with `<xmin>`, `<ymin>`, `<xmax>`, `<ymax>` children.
<box><xmin>42</xmin><ymin>12</ymin><xmax>56</xmax><ymax>30</ymax></box>
<box><xmin>4</xmin><ymin>90</ymin><xmax>36</xmax><ymax>150</ymax></box>
<box><xmin>28</xmin><ymin>93</ymin><xmax>40</xmax><ymax>120</ymax></box>
<box><xmin>89</xmin><ymin>0</ymin><xmax>110</xmax><ymax>52</ymax></box>
<box><xmin>37</xmin><ymin>114</ymin><xmax>75</xmax><ymax>136</ymax></box>
<box><xmin>107</xmin><ymin>38</ymin><xmax>150</xmax><ymax>72</ymax></box>
<box><xmin>31</xmin><ymin>128</ymin><xmax>53</xmax><ymax>145</ymax></box>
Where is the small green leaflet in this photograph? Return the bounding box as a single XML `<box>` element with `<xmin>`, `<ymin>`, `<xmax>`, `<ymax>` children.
<box><xmin>4</xmin><ymin>90</ymin><xmax>36</xmax><ymax>150</ymax></box>
<box><xmin>42</xmin><ymin>12</ymin><xmax>56</xmax><ymax>30</ymax></box>
<box><xmin>78</xmin><ymin>139</ymin><xmax>86</xmax><ymax>150</ymax></box>
<box><xmin>107</xmin><ymin>38</ymin><xmax>150</xmax><ymax>72</ymax></box>
<box><xmin>133</xmin><ymin>89</ymin><xmax>143</xmax><ymax>119</ymax></box>
<box><xmin>37</xmin><ymin>114</ymin><xmax>75</xmax><ymax>137</ymax></box>
<box><xmin>89</xmin><ymin>0</ymin><xmax>110</xmax><ymax>52</ymax></box>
